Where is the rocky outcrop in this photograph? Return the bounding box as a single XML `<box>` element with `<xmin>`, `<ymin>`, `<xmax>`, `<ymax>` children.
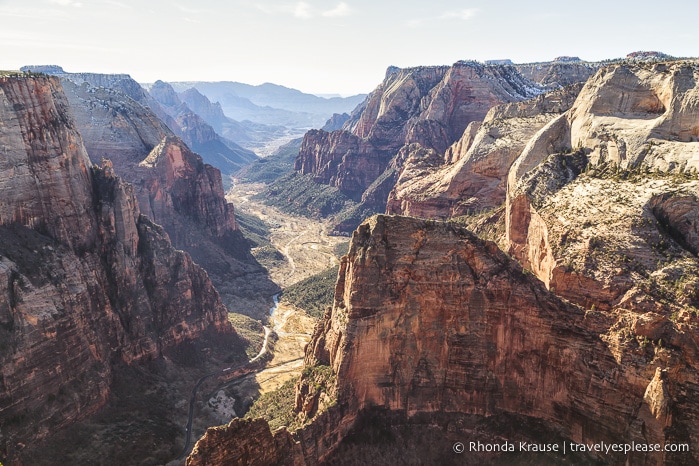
<box><xmin>185</xmin><ymin>62</ymin><xmax>699</xmax><ymax>465</ymax></box>
<box><xmin>60</xmin><ymin>79</ymin><xmax>172</xmax><ymax>172</ymax></box>
<box><xmin>294</xmin><ymin>62</ymin><xmax>549</xmax><ymax>218</ymax></box>
<box><xmin>295</xmin><ymin>129</ymin><xmax>391</xmax><ymax>200</ymax></box>
<box><xmin>0</xmin><ymin>76</ymin><xmax>236</xmax><ymax>462</ymax></box>
<box><xmin>649</xmin><ymin>193</ymin><xmax>699</xmax><ymax>254</ymax></box>
<box><xmin>312</xmin><ymin>215</ymin><xmax>699</xmax><ymax>464</ymax></box>
<box><xmin>192</xmin><ymin>214</ymin><xmax>699</xmax><ymax>464</ymax></box>
<box><xmin>137</xmin><ymin>136</ymin><xmax>237</xmax><ymax>237</ymax></box>
<box><xmin>568</xmin><ymin>63</ymin><xmax>699</xmax><ymax>169</ymax></box>
<box><xmin>387</xmin><ymin>83</ymin><xmax>584</xmax><ymax>218</ymax></box>
<box><xmin>186</xmin><ymin>418</ymin><xmax>301</xmax><ymax>466</ymax></box>
<box><xmin>505</xmin><ymin>61</ymin><xmax>699</xmax><ymax>312</ymax></box>
<box><xmin>59</xmin><ymin>77</ymin><xmax>278</xmax><ymax>314</ymax></box>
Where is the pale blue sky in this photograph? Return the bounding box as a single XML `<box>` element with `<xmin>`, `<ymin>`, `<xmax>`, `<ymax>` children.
<box><xmin>1</xmin><ymin>0</ymin><xmax>696</xmax><ymax>95</ymax></box>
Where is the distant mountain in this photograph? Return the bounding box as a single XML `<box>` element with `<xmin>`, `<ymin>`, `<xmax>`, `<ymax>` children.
<box><xmin>178</xmin><ymin>87</ymin><xmax>294</xmax><ymax>146</ymax></box>
<box><xmin>147</xmin><ymin>80</ymin><xmax>258</xmax><ymax>175</ymax></box>
<box><xmin>626</xmin><ymin>50</ymin><xmax>675</xmax><ymax>61</ymax></box>
<box><xmin>167</xmin><ymin>81</ymin><xmax>366</xmax><ymax>128</ymax></box>
<box><xmin>179</xmin><ymin>87</ymin><xmax>229</xmax><ymax>133</ymax></box>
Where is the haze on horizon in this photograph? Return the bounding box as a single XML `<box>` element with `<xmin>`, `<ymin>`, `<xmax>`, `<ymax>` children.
<box><xmin>1</xmin><ymin>0</ymin><xmax>696</xmax><ymax>96</ymax></box>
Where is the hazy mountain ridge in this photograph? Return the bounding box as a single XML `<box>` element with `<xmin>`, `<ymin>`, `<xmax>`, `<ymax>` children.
<box><xmin>161</xmin><ymin>81</ymin><xmax>365</xmax><ymax>129</ymax></box>
<box><xmin>147</xmin><ymin>80</ymin><xmax>258</xmax><ymax>175</ymax></box>
<box><xmin>168</xmin><ymin>80</ymin><xmax>366</xmax><ymax>116</ymax></box>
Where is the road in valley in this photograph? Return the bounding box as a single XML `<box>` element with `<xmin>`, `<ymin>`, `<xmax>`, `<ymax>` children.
<box><xmin>227</xmin><ymin>182</ymin><xmax>347</xmax><ymax>288</ymax></box>
<box><xmin>177</xmin><ymin>182</ymin><xmax>346</xmax><ymax>460</ymax></box>
<box><xmin>176</xmin><ymin>324</ymin><xmax>273</xmax><ymax>460</ymax></box>
<box><xmin>227</xmin><ymin>181</ymin><xmax>347</xmax><ymax>389</ymax></box>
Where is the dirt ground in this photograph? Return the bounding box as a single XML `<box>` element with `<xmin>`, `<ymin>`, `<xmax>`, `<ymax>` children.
<box><xmin>228</xmin><ymin>182</ymin><xmax>346</xmax><ymax>288</ymax></box>
<box><xmin>227</xmin><ymin>182</ymin><xmax>343</xmax><ymax>391</ymax></box>
<box><xmin>255</xmin><ymin>302</ymin><xmax>316</xmax><ymax>392</ymax></box>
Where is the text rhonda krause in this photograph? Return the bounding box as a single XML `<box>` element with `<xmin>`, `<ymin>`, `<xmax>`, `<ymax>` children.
<box><xmin>468</xmin><ymin>441</ymin><xmax>690</xmax><ymax>454</ymax></box>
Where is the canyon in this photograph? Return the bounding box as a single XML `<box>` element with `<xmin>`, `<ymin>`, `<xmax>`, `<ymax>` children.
<box><xmin>0</xmin><ymin>75</ymin><xmax>246</xmax><ymax>464</ymax></box>
<box><xmin>3</xmin><ymin>55</ymin><xmax>699</xmax><ymax>466</ymax></box>
<box><xmin>54</xmin><ymin>71</ymin><xmax>279</xmax><ymax>316</ymax></box>
<box><xmin>188</xmin><ymin>59</ymin><xmax>699</xmax><ymax>465</ymax></box>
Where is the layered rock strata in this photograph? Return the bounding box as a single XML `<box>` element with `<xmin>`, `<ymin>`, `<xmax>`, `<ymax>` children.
<box><xmin>59</xmin><ymin>77</ymin><xmax>277</xmax><ymax>314</ymax></box>
<box><xmin>0</xmin><ymin>76</ymin><xmax>234</xmax><ymax>462</ymax></box>
<box><xmin>387</xmin><ymin>83</ymin><xmax>584</xmax><ymax>218</ymax></box>
<box><xmin>190</xmin><ymin>214</ymin><xmax>699</xmax><ymax>465</ymax></box>
<box><xmin>506</xmin><ymin>61</ymin><xmax>699</xmax><ymax>312</ymax></box>
<box><xmin>306</xmin><ymin>215</ymin><xmax>696</xmax><ymax>465</ymax></box>
<box><xmin>295</xmin><ymin>62</ymin><xmax>549</xmax><ymax>211</ymax></box>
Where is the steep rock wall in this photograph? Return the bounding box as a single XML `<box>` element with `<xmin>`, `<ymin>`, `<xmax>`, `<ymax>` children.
<box><xmin>387</xmin><ymin>84</ymin><xmax>583</xmax><ymax>218</ymax></box>
<box><xmin>59</xmin><ymin>77</ymin><xmax>278</xmax><ymax>314</ymax></box>
<box><xmin>0</xmin><ymin>76</ymin><xmax>233</xmax><ymax>462</ymax></box>
<box><xmin>305</xmin><ymin>215</ymin><xmax>697</xmax><ymax>465</ymax></box>
<box><xmin>506</xmin><ymin>62</ymin><xmax>699</xmax><ymax>311</ymax></box>
<box><xmin>295</xmin><ymin>63</ymin><xmax>548</xmax><ymax>213</ymax></box>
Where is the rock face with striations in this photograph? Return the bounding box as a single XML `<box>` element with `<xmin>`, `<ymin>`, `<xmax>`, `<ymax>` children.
<box><xmin>506</xmin><ymin>61</ymin><xmax>699</xmax><ymax>312</ymax></box>
<box><xmin>387</xmin><ymin>83</ymin><xmax>584</xmax><ymax>218</ymax></box>
<box><xmin>189</xmin><ymin>215</ymin><xmax>699</xmax><ymax>464</ymax></box>
<box><xmin>59</xmin><ymin>76</ymin><xmax>277</xmax><ymax>314</ymax></box>
<box><xmin>294</xmin><ymin>62</ymin><xmax>549</xmax><ymax>214</ymax></box>
<box><xmin>0</xmin><ymin>76</ymin><xmax>235</xmax><ymax>462</ymax></box>
<box><xmin>305</xmin><ymin>215</ymin><xmax>699</xmax><ymax>465</ymax></box>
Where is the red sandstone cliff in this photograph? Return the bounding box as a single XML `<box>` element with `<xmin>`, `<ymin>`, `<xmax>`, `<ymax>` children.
<box><xmin>294</xmin><ymin>62</ymin><xmax>549</xmax><ymax>211</ymax></box>
<box><xmin>0</xmin><ymin>76</ymin><xmax>235</xmax><ymax>463</ymax></box>
<box><xmin>189</xmin><ymin>215</ymin><xmax>699</xmax><ymax>464</ymax></box>
<box><xmin>387</xmin><ymin>83</ymin><xmax>583</xmax><ymax>218</ymax></box>
<box><xmin>305</xmin><ymin>215</ymin><xmax>697</xmax><ymax>465</ymax></box>
<box><xmin>59</xmin><ymin>77</ymin><xmax>278</xmax><ymax>314</ymax></box>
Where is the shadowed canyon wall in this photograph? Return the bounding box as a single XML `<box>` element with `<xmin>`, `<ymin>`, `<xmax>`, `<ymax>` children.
<box><xmin>0</xmin><ymin>76</ymin><xmax>236</xmax><ymax>463</ymax></box>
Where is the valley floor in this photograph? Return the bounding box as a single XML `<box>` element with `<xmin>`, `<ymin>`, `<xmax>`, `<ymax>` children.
<box><xmin>228</xmin><ymin>181</ymin><xmax>346</xmax><ymax>287</ymax></box>
<box><xmin>225</xmin><ymin>181</ymin><xmax>345</xmax><ymax>398</ymax></box>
